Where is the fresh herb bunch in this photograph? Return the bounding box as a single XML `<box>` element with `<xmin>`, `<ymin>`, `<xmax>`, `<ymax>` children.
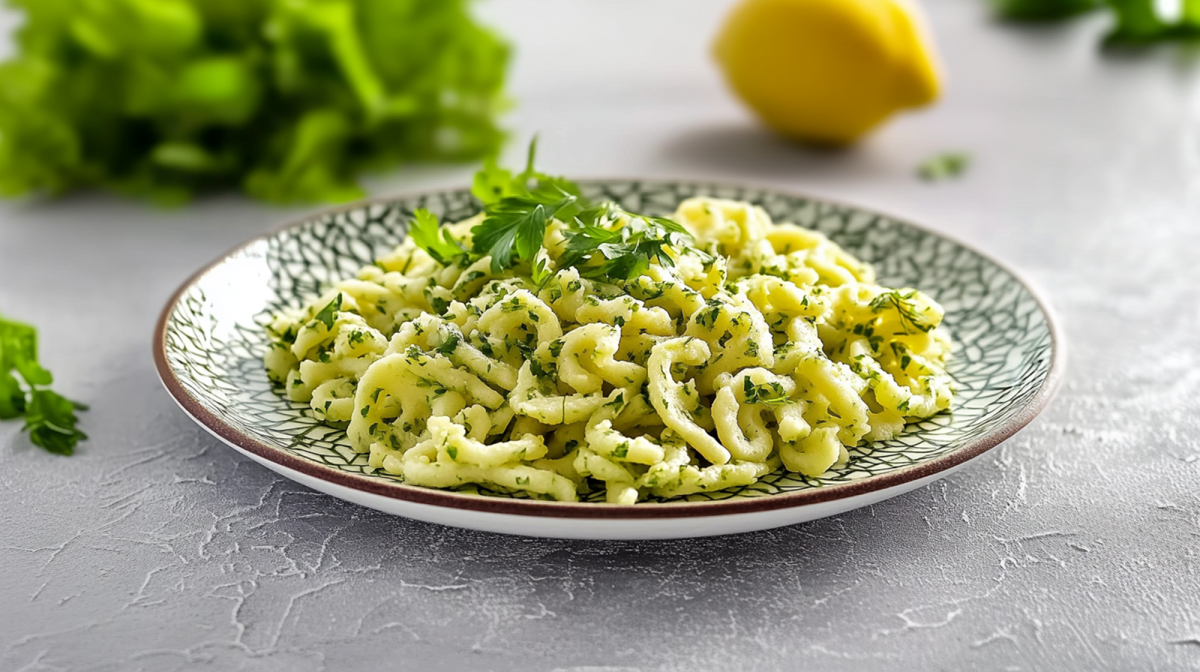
<box><xmin>0</xmin><ymin>0</ymin><xmax>509</xmax><ymax>204</ymax></box>
<box><xmin>0</xmin><ymin>314</ymin><xmax>87</xmax><ymax>455</ymax></box>
<box><xmin>988</xmin><ymin>0</ymin><xmax>1101</xmax><ymax>21</ymax></box>
<box><xmin>411</xmin><ymin>140</ymin><xmax>707</xmax><ymax>283</ymax></box>
<box><xmin>989</xmin><ymin>0</ymin><xmax>1200</xmax><ymax>45</ymax></box>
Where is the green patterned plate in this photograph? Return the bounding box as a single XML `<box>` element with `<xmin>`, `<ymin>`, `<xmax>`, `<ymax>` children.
<box><xmin>154</xmin><ymin>181</ymin><xmax>1063</xmax><ymax>539</ymax></box>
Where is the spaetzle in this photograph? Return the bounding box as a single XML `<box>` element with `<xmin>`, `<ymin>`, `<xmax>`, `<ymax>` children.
<box><xmin>265</xmin><ymin>196</ymin><xmax>954</xmax><ymax>503</ymax></box>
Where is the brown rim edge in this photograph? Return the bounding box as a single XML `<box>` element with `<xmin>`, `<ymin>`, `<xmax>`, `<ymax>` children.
<box><xmin>152</xmin><ymin>180</ymin><xmax>1067</xmax><ymax>521</ymax></box>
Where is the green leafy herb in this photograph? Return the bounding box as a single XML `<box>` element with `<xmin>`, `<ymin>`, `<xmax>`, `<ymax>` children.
<box><xmin>1105</xmin><ymin>0</ymin><xmax>1170</xmax><ymax>44</ymax></box>
<box><xmin>869</xmin><ymin>290</ymin><xmax>936</xmax><ymax>334</ymax></box>
<box><xmin>436</xmin><ymin>334</ymin><xmax>460</xmax><ymax>356</ymax></box>
<box><xmin>918</xmin><ymin>152</ymin><xmax>970</xmax><ymax>182</ymax></box>
<box><xmin>0</xmin><ymin>313</ymin><xmax>86</xmax><ymax>455</ymax></box>
<box><xmin>743</xmin><ymin>377</ymin><xmax>792</xmax><ymax>407</ymax></box>
<box><xmin>989</xmin><ymin>0</ymin><xmax>1200</xmax><ymax>46</ymax></box>
<box><xmin>530</xmin><ymin>256</ymin><xmax>554</xmax><ymax>290</ymax></box>
<box><xmin>314</xmin><ymin>294</ymin><xmax>343</xmax><ymax>331</ymax></box>
<box><xmin>988</xmin><ymin>0</ymin><xmax>1100</xmax><ymax>21</ymax></box>
<box><xmin>0</xmin><ymin>0</ymin><xmax>510</xmax><ymax>204</ymax></box>
<box><xmin>410</xmin><ymin>209</ymin><xmax>466</xmax><ymax>266</ymax></box>
<box><xmin>559</xmin><ymin>208</ymin><xmax>701</xmax><ymax>282</ymax></box>
<box><xmin>409</xmin><ymin>138</ymin><xmax>705</xmax><ymax>283</ymax></box>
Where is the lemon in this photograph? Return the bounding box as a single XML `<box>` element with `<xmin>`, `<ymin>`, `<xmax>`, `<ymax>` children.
<box><xmin>714</xmin><ymin>0</ymin><xmax>942</xmax><ymax>145</ymax></box>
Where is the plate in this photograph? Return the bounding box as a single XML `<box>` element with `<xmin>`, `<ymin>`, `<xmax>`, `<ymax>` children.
<box><xmin>154</xmin><ymin>181</ymin><xmax>1064</xmax><ymax>539</ymax></box>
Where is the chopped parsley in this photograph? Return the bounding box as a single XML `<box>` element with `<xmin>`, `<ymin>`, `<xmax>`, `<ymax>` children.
<box><xmin>869</xmin><ymin>290</ymin><xmax>936</xmax><ymax>334</ymax></box>
<box><xmin>436</xmin><ymin>334</ymin><xmax>460</xmax><ymax>356</ymax></box>
<box><xmin>918</xmin><ymin>152</ymin><xmax>970</xmax><ymax>182</ymax></box>
<box><xmin>743</xmin><ymin>377</ymin><xmax>792</xmax><ymax>407</ymax></box>
<box><xmin>314</xmin><ymin>293</ymin><xmax>343</xmax><ymax>330</ymax></box>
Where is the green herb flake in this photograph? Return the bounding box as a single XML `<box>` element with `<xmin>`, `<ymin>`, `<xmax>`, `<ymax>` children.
<box><xmin>918</xmin><ymin>152</ymin><xmax>971</xmax><ymax>182</ymax></box>
<box><xmin>314</xmin><ymin>294</ymin><xmax>343</xmax><ymax>331</ymax></box>
<box><xmin>742</xmin><ymin>377</ymin><xmax>792</xmax><ymax>407</ymax></box>
<box><xmin>436</xmin><ymin>334</ymin><xmax>460</xmax><ymax>356</ymax></box>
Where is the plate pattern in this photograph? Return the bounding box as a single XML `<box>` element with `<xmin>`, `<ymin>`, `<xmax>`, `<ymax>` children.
<box><xmin>162</xmin><ymin>182</ymin><xmax>1053</xmax><ymax>504</ymax></box>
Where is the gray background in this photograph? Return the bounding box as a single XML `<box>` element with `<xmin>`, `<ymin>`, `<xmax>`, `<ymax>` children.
<box><xmin>2</xmin><ymin>1</ymin><xmax>1198</xmax><ymax>670</ymax></box>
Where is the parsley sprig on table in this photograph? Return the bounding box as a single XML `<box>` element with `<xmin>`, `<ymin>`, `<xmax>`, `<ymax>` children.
<box><xmin>410</xmin><ymin>140</ymin><xmax>707</xmax><ymax>282</ymax></box>
<box><xmin>0</xmin><ymin>314</ymin><xmax>87</xmax><ymax>455</ymax></box>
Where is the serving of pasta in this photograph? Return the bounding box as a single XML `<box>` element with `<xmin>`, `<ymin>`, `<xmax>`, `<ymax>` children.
<box><xmin>262</xmin><ymin>163</ymin><xmax>955</xmax><ymax>505</ymax></box>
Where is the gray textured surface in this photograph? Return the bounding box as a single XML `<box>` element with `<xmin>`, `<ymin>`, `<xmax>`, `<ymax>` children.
<box><xmin>1</xmin><ymin>1</ymin><xmax>1198</xmax><ymax>670</ymax></box>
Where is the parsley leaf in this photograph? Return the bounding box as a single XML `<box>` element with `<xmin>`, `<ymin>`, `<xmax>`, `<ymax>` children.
<box><xmin>560</xmin><ymin>209</ymin><xmax>702</xmax><ymax>282</ymax></box>
<box><xmin>869</xmin><ymin>290</ymin><xmax>936</xmax><ymax>334</ymax></box>
<box><xmin>989</xmin><ymin>0</ymin><xmax>1099</xmax><ymax>21</ymax></box>
<box><xmin>743</xmin><ymin>377</ymin><xmax>792</xmax><ymax>407</ymax></box>
<box><xmin>0</xmin><ymin>313</ymin><xmax>86</xmax><ymax>455</ymax></box>
<box><xmin>436</xmin><ymin>334</ymin><xmax>460</xmax><ymax>356</ymax></box>
<box><xmin>314</xmin><ymin>293</ymin><xmax>343</xmax><ymax>331</ymax></box>
<box><xmin>473</xmin><ymin>191</ymin><xmax>574</xmax><ymax>273</ymax></box>
<box><xmin>530</xmin><ymin>255</ymin><xmax>554</xmax><ymax>290</ymax></box>
<box><xmin>24</xmin><ymin>390</ymin><xmax>88</xmax><ymax>456</ymax></box>
<box><xmin>410</xmin><ymin>208</ymin><xmax>465</xmax><ymax>266</ymax></box>
<box><xmin>470</xmin><ymin>140</ymin><xmax>582</xmax><ymax>273</ymax></box>
<box><xmin>468</xmin><ymin>137</ymin><xmax>706</xmax><ymax>282</ymax></box>
<box><xmin>918</xmin><ymin>152</ymin><xmax>970</xmax><ymax>182</ymax></box>
<box><xmin>471</xmin><ymin>156</ymin><xmax>517</xmax><ymax>206</ymax></box>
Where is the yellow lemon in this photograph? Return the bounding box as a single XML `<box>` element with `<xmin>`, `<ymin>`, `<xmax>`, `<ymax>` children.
<box><xmin>714</xmin><ymin>0</ymin><xmax>942</xmax><ymax>145</ymax></box>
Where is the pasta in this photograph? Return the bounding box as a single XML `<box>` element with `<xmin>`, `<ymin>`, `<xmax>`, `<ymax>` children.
<box><xmin>265</xmin><ymin>197</ymin><xmax>954</xmax><ymax>503</ymax></box>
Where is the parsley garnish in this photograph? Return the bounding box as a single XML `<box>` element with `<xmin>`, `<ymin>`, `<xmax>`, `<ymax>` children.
<box><xmin>436</xmin><ymin>334</ymin><xmax>460</xmax><ymax>356</ymax></box>
<box><xmin>314</xmin><ymin>294</ymin><xmax>343</xmax><ymax>330</ymax></box>
<box><xmin>869</xmin><ymin>290</ymin><xmax>935</xmax><ymax>334</ymax></box>
<box><xmin>401</xmin><ymin>138</ymin><xmax>711</xmax><ymax>285</ymax></box>
<box><xmin>560</xmin><ymin>207</ymin><xmax>702</xmax><ymax>282</ymax></box>
<box><xmin>410</xmin><ymin>208</ymin><xmax>466</xmax><ymax>266</ymax></box>
<box><xmin>473</xmin><ymin>184</ymin><xmax>579</xmax><ymax>273</ymax></box>
<box><xmin>743</xmin><ymin>377</ymin><xmax>792</xmax><ymax>407</ymax></box>
<box><xmin>464</xmin><ymin>138</ymin><xmax>707</xmax><ymax>282</ymax></box>
<box><xmin>530</xmin><ymin>255</ymin><xmax>554</xmax><ymax>290</ymax></box>
<box><xmin>0</xmin><ymin>313</ymin><xmax>87</xmax><ymax>455</ymax></box>
<box><xmin>469</xmin><ymin>137</ymin><xmax>584</xmax><ymax>273</ymax></box>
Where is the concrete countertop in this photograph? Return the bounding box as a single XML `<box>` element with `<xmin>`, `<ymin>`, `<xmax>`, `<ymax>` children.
<box><xmin>2</xmin><ymin>1</ymin><xmax>1198</xmax><ymax>670</ymax></box>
